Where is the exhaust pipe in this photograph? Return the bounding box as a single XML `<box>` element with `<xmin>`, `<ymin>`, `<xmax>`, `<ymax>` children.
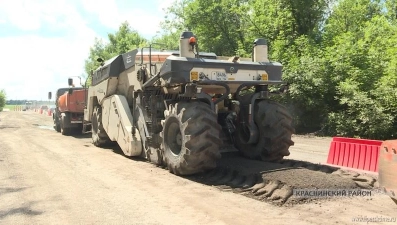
<box><xmin>253</xmin><ymin>38</ymin><xmax>269</xmax><ymax>62</ymax></box>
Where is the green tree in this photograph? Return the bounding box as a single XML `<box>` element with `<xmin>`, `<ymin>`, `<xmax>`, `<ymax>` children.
<box><xmin>322</xmin><ymin>0</ymin><xmax>383</xmax><ymax>44</ymax></box>
<box><xmin>106</xmin><ymin>21</ymin><xmax>147</xmax><ymax>55</ymax></box>
<box><xmin>159</xmin><ymin>0</ymin><xmax>332</xmax><ymax>57</ymax></box>
<box><xmin>151</xmin><ymin>31</ymin><xmax>180</xmax><ymax>50</ymax></box>
<box><xmin>249</xmin><ymin>0</ymin><xmax>333</xmax><ymax>43</ymax></box>
<box><xmin>183</xmin><ymin>0</ymin><xmax>251</xmax><ymax>56</ymax></box>
<box><xmin>84</xmin><ymin>38</ymin><xmax>111</xmax><ymax>78</ymax></box>
<box><xmin>385</xmin><ymin>0</ymin><xmax>397</xmax><ymax>23</ymax></box>
<box><xmin>84</xmin><ymin>21</ymin><xmax>148</xmax><ymax>84</ymax></box>
<box><xmin>321</xmin><ymin>10</ymin><xmax>397</xmax><ymax>139</ymax></box>
<box><xmin>152</xmin><ymin>0</ymin><xmax>397</xmax><ymax>139</ymax></box>
<box><xmin>0</xmin><ymin>89</ymin><xmax>6</xmax><ymax>111</ymax></box>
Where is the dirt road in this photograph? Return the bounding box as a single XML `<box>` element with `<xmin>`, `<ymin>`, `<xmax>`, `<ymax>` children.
<box><xmin>0</xmin><ymin>111</ymin><xmax>396</xmax><ymax>225</ymax></box>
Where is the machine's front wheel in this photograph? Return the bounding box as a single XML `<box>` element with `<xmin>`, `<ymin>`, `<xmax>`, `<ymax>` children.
<box><xmin>235</xmin><ymin>97</ymin><xmax>294</xmax><ymax>162</ymax></box>
<box><xmin>91</xmin><ymin>106</ymin><xmax>111</xmax><ymax>146</ymax></box>
<box><xmin>161</xmin><ymin>101</ymin><xmax>222</xmax><ymax>175</ymax></box>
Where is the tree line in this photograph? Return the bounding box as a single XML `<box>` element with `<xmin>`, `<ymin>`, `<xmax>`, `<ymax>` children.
<box><xmin>0</xmin><ymin>90</ymin><xmax>5</xmax><ymax>111</ymax></box>
<box><xmin>84</xmin><ymin>0</ymin><xmax>397</xmax><ymax>140</ymax></box>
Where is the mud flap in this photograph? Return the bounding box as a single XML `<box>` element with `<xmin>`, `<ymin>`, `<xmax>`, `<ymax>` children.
<box><xmin>378</xmin><ymin>140</ymin><xmax>397</xmax><ymax>201</ymax></box>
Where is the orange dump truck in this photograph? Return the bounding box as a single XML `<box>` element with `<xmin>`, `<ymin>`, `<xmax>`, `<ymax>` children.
<box><xmin>51</xmin><ymin>88</ymin><xmax>87</xmax><ymax>135</ymax></box>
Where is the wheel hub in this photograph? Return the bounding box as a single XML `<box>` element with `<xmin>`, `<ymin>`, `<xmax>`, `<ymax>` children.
<box><xmin>176</xmin><ymin>133</ymin><xmax>182</xmax><ymax>146</ymax></box>
<box><xmin>164</xmin><ymin>117</ymin><xmax>183</xmax><ymax>156</ymax></box>
<box><xmin>238</xmin><ymin>123</ymin><xmax>259</xmax><ymax>145</ymax></box>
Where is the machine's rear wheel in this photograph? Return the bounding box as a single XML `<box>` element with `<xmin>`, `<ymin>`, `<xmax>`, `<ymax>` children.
<box><xmin>161</xmin><ymin>101</ymin><xmax>222</xmax><ymax>175</ymax></box>
<box><xmin>92</xmin><ymin>106</ymin><xmax>111</xmax><ymax>146</ymax></box>
<box><xmin>235</xmin><ymin>96</ymin><xmax>294</xmax><ymax>162</ymax></box>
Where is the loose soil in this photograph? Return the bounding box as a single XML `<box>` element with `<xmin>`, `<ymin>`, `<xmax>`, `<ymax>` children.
<box><xmin>0</xmin><ymin>111</ymin><xmax>395</xmax><ymax>225</ymax></box>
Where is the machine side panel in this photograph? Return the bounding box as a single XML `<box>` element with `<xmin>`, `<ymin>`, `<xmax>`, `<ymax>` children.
<box><xmin>84</xmin><ymin>76</ymin><xmax>118</xmax><ymax>123</ymax></box>
<box><xmin>117</xmin><ymin>66</ymin><xmax>141</xmax><ymax>97</ymax></box>
<box><xmin>88</xmin><ymin>78</ymin><xmax>119</xmax><ymax>104</ymax></box>
<box><xmin>102</xmin><ymin>95</ymin><xmax>142</xmax><ymax>156</ymax></box>
<box><xmin>92</xmin><ymin>49</ymin><xmax>138</xmax><ymax>86</ymax></box>
<box><xmin>106</xmin><ymin>77</ymin><xmax>119</xmax><ymax>97</ymax></box>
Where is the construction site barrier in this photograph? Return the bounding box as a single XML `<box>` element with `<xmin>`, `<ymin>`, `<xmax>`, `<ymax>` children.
<box><xmin>326</xmin><ymin>137</ymin><xmax>382</xmax><ymax>172</ymax></box>
<box><xmin>378</xmin><ymin>140</ymin><xmax>397</xmax><ymax>200</ymax></box>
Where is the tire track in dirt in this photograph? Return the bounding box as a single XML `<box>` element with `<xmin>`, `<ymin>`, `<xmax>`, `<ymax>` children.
<box><xmin>186</xmin><ymin>153</ymin><xmax>378</xmax><ymax>206</ymax></box>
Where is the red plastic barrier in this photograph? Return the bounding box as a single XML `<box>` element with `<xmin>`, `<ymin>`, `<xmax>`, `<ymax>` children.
<box><xmin>326</xmin><ymin>137</ymin><xmax>382</xmax><ymax>172</ymax></box>
<box><xmin>378</xmin><ymin>140</ymin><xmax>397</xmax><ymax>200</ymax></box>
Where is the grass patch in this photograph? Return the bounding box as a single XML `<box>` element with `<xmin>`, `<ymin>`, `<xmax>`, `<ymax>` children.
<box><xmin>4</xmin><ymin>105</ymin><xmax>18</xmax><ymax>110</ymax></box>
<box><xmin>3</xmin><ymin>105</ymin><xmax>26</xmax><ymax>111</ymax></box>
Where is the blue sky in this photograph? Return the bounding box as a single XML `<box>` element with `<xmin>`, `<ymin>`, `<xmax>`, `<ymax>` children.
<box><xmin>0</xmin><ymin>0</ymin><xmax>174</xmax><ymax>100</ymax></box>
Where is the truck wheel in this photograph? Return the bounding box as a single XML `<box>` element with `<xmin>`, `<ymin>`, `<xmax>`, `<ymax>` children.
<box><xmin>235</xmin><ymin>96</ymin><xmax>294</xmax><ymax>162</ymax></box>
<box><xmin>92</xmin><ymin>106</ymin><xmax>111</xmax><ymax>146</ymax></box>
<box><xmin>53</xmin><ymin>112</ymin><xmax>61</xmax><ymax>132</ymax></box>
<box><xmin>60</xmin><ymin>114</ymin><xmax>70</xmax><ymax>135</ymax></box>
<box><xmin>55</xmin><ymin>123</ymin><xmax>61</xmax><ymax>133</ymax></box>
<box><xmin>160</xmin><ymin>101</ymin><xmax>222</xmax><ymax>175</ymax></box>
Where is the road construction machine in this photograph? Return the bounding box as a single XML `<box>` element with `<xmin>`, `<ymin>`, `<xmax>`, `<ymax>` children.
<box><xmin>82</xmin><ymin>31</ymin><xmax>294</xmax><ymax>175</ymax></box>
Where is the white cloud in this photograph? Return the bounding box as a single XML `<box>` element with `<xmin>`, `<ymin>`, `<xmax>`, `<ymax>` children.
<box><xmin>0</xmin><ymin>0</ymin><xmax>177</xmax><ymax>100</ymax></box>
<box><xmin>0</xmin><ymin>0</ymin><xmax>97</xmax><ymax>100</ymax></box>
<box><xmin>0</xmin><ymin>33</ymin><xmax>94</xmax><ymax>100</ymax></box>
<box><xmin>80</xmin><ymin>0</ymin><xmax>121</xmax><ymax>29</ymax></box>
<box><xmin>0</xmin><ymin>1</ymin><xmax>41</xmax><ymax>30</ymax></box>
<box><xmin>121</xmin><ymin>9</ymin><xmax>163</xmax><ymax>37</ymax></box>
<box><xmin>156</xmin><ymin>0</ymin><xmax>175</xmax><ymax>13</ymax></box>
<box><xmin>80</xmin><ymin>0</ymin><xmax>176</xmax><ymax>39</ymax></box>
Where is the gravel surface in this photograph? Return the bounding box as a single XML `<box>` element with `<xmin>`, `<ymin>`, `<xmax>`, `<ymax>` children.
<box><xmin>0</xmin><ymin>110</ymin><xmax>396</xmax><ymax>225</ymax></box>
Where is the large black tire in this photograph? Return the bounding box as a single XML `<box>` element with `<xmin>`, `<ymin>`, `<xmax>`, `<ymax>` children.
<box><xmin>160</xmin><ymin>101</ymin><xmax>222</xmax><ymax>175</ymax></box>
<box><xmin>60</xmin><ymin>114</ymin><xmax>71</xmax><ymax>135</ymax></box>
<box><xmin>55</xmin><ymin>123</ymin><xmax>61</xmax><ymax>133</ymax></box>
<box><xmin>91</xmin><ymin>106</ymin><xmax>111</xmax><ymax>146</ymax></box>
<box><xmin>53</xmin><ymin>112</ymin><xmax>61</xmax><ymax>132</ymax></box>
<box><xmin>235</xmin><ymin>96</ymin><xmax>294</xmax><ymax>162</ymax></box>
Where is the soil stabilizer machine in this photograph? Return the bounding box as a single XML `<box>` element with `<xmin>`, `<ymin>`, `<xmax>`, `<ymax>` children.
<box><xmin>83</xmin><ymin>31</ymin><xmax>294</xmax><ymax>175</ymax></box>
